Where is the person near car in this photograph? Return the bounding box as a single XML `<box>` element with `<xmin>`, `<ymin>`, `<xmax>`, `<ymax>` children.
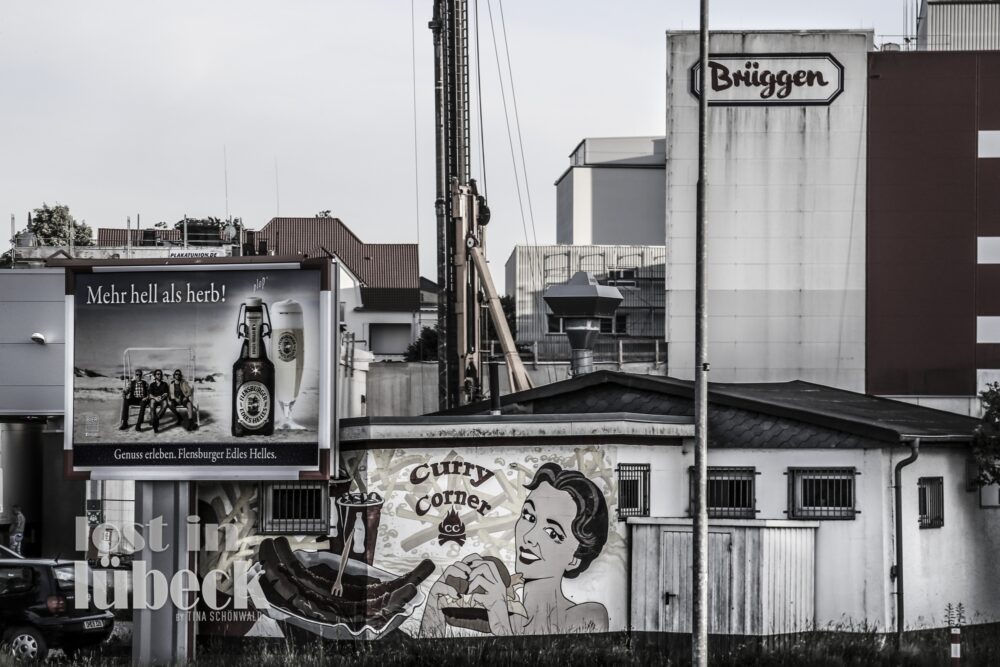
<box><xmin>9</xmin><ymin>504</ymin><xmax>25</xmax><ymax>555</ymax></box>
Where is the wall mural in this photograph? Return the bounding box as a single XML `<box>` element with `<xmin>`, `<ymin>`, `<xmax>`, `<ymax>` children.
<box><xmin>196</xmin><ymin>444</ymin><xmax>623</xmax><ymax>639</ymax></box>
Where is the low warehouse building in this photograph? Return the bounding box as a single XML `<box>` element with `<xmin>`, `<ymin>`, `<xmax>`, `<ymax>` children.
<box><xmin>195</xmin><ymin>371</ymin><xmax>994</xmax><ymax>640</ymax></box>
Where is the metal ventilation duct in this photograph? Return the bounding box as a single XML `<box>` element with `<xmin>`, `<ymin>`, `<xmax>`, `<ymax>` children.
<box><xmin>543</xmin><ymin>271</ymin><xmax>623</xmax><ymax>376</ymax></box>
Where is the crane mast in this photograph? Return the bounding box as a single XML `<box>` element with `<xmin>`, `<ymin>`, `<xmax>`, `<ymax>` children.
<box><xmin>430</xmin><ymin>0</ymin><xmax>531</xmax><ymax>410</ymax></box>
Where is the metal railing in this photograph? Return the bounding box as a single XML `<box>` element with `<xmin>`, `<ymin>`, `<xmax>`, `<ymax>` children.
<box><xmin>690</xmin><ymin>467</ymin><xmax>758</xmax><ymax>519</ymax></box>
<box><xmin>787</xmin><ymin>467</ymin><xmax>859</xmax><ymax>520</ymax></box>
<box><xmin>489</xmin><ymin>338</ymin><xmax>665</xmax><ymax>367</ymax></box>
<box><xmin>258</xmin><ymin>482</ymin><xmax>329</xmax><ymax>535</ymax></box>
<box><xmin>616</xmin><ymin>463</ymin><xmax>651</xmax><ymax>521</ymax></box>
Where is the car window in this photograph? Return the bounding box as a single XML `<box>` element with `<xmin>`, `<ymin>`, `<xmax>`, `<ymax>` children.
<box><xmin>52</xmin><ymin>564</ymin><xmax>76</xmax><ymax>593</ymax></box>
<box><xmin>0</xmin><ymin>566</ymin><xmax>35</xmax><ymax>596</ymax></box>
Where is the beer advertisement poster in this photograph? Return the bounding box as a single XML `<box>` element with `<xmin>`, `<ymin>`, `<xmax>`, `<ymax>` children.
<box><xmin>66</xmin><ymin>263</ymin><xmax>328</xmax><ymax>476</ymax></box>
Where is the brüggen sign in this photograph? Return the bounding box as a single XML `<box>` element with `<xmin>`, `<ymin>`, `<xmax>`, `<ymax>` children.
<box><xmin>690</xmin><ymin>53</ymin><xmax>844</xmax><ymax>106</ymax></box>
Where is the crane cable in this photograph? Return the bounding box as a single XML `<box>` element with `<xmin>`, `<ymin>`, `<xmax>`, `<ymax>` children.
<box><xmin>410</xmin><ymin>0</ymin><xmax>421</xmax><ymax>248</ymax></box>
<box><xmin>485</xmin><ymin>0</ymin><xmax>531</xmax><ymax>249</ymax></box>
<box><xmin>496</xmin><ymin>0</ymin><xmax>538</xmax><ymax>247</ymax></box>
<box><xmin>474</xmin><ymin>0</ymin><xmax>488</xmax><ymax>198</ymax></box>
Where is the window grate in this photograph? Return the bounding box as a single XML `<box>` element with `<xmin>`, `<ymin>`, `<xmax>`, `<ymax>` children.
<box><xmin>617</xmin><ymin>464</ymin><xmax>650</xmax><ymax>520</ymax></box>
<box><xmin>918</xmin><ymin>477</ymin><xmax>944</xmax><ymax>529</ymax></box>
<box><xmin>787</xmin><ymin>467</ymin><xmax>858</xmax><ymax>520</ymax></box>
<box><xmin>690</xmin><ymin>467</ymin><xmax>757</xmax><ymax>519</ymax></box>
<box><xmin>258</xmin><ymin>482</ymin><xmax>329</xmax><ymax>535</ymax></box>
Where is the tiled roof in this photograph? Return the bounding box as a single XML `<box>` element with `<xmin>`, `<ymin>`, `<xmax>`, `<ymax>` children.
<box><xmin>256</xmin><ymin>218</ymin><xmax>418</xmax><ymax>291</ymax></box>
<box><xmin>437</xmin><ymin>370</ymin><xmax>981</xmax><ymax>446</ymax></box>
<box><xmin>96</xmin><ymin>228</ymin><xmax>182</xmax><ymax>245</ymax></box>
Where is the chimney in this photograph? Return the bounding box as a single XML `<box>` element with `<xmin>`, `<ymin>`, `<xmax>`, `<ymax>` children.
<box><xmin>543</xmin><ymin>271</ymin><xmax>623</xmax><ymax>376</ymax></box>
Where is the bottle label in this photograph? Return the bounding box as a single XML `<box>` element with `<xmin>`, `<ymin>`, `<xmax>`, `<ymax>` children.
<box><xmin>247</xmin><ymin>311</ymin><xmax>263</xmax><ymax>358</ymax></box>
<box><xmin>235</xmin><ymin>381</ymin><xmax>270</xmax><ymax>429</ymax></box>
<box><xmin>278</xmin><ymin>331</ymin><xmax>296</xmax><ymax>362</ymax></box>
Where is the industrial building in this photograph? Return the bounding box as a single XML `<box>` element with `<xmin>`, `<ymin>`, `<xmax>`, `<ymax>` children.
<box><xmin>505</xmin><ymin>244</ymin><xmax>665</xmax><ymax>362</ymax></box>
<box><xmin>555</xmin><ymin>137</ymin><xmax>665</xmax><ymax>247</ymax></box>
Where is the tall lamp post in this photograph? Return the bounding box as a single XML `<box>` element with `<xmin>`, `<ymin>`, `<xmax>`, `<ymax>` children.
<box><xmin>692</xmin><ymin>0</ymin><xmax>711</xmax><ymax>665</ymax></box>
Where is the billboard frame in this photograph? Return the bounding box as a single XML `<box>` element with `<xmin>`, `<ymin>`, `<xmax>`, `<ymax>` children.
<box><xmin>61</xmin><ymin>256</ymin><xmax>336</xmax><ymax>481</ymax></box>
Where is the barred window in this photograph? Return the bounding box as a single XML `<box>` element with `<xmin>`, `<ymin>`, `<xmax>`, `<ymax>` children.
<box><xmin>690</xmin><ymin>467</ymin><xmax>757</xmax><ymax>519</ymax></box>
<box><xmin>258</xmin><ymin>482</ymin><xmax>329</xmax><ymax>535</ymax></box>
<box><xmin>918</xmin><ymin>477</ymin><xmax>944</xmax><ymax>529</ymax></box>
<box><xmin>787</xmin><ymin>468</ymin><xmax>858</xmax><ymax>519</ymax></box>
<box><xmin>617</xmin><ymin>464</ymin><xmax>650</xmax><ymax>520</ymax></box>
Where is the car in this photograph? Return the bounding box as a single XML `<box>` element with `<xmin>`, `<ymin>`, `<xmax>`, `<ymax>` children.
<box><xmin>0</xmin><ymin>558</ymin><xmax>114</xmax><ymax>661</ymax></box>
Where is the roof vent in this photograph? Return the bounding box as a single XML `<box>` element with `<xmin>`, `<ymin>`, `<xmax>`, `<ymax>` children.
<box><xmin>543</xmin><ymin>271</ymin><xmax>623</xmax><ymax>377</ymax></box>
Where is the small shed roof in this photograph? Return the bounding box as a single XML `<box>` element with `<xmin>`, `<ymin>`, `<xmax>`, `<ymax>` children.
<box><xmin>436</xmin><ymin>371</ymin><xmax>980</xmax><ymax>445</ymax></box>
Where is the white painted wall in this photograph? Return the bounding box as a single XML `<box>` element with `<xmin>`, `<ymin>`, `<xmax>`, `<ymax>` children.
<box><xmin>664</xmin><ymin>31</ymin><xmax>871</xmax><ymax>391</ymax></box>
<box><xmin>555</xmin><ymin>137</ymin><xmax>665</xmax><ymax>246</ymax></box>
<box><xmin>0</xmin><ymin>269</ymin><xmax>66</xmax><ymax>415</ymax></box>
<box><xmin>337</xmin><ymin>262</ymin><xmax>419</xmax><ymax>359</ymax></box>
<box><xmin>618</xmin><ymin>442</ymin><xmax>1000</xmax><ymax>630</ymax></box>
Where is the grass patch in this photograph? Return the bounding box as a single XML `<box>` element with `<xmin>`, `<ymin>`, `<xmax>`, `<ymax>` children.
<box><xmin>5</xmin><ymin>626</ymin><xmax>1000</xmax><ymax>666</ymax></box>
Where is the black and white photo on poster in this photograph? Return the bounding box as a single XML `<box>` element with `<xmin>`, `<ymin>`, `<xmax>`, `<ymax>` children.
<box><xmin>71</xmin><ymin>267</ymin><xmax>321</xmax><ymax>467</ymax></box>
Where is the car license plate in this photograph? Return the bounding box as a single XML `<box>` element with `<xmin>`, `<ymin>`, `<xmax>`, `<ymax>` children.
<box><xmin>83</xmin><ymin>620</ymin><xmax>105</xmax><ymax>630</ymax></box>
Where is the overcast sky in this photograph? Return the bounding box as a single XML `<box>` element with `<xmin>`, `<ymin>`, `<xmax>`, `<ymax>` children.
<box><xmin>0</xmin><ymin>1</ymin><xmax>906</xmax><ymax>282</ymax></box>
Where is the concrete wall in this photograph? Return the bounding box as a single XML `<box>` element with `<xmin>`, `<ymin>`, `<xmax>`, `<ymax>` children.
<box><xmin>339</xmin><ymin>262</ymin><xmax>420</xmax><ymax>360</ymax></box>
<box><xmin>555</xmin><ymin>137</ymin><xmax>666</xmax><ymax>246</ymax></box>
<box><xmin>555</xmin><ymin>169</ymin><xmax>576</xmax><ymax>244</ymax></box>
<box><xmin>619</xmin><ymin>444</ymin><xmax>892</xmax><ymax>628</ymax></box>
<box><xmin>591</xmin><ymin>168</ymin><xmax>665</xmax><ymax>246</ymax></box>
<box><xmin>621</xmin><ymin>442</ymin><xmax>1000</xmax><ymax>630</ymax></box>
<box><xmin>0</xmin><ymin>269</ymin><xmax>66</xmax><ymax>415</ymax></box>
<box><xmin>664</xmin><ymin>31</ymin><xmax>871</xmax><ymax>391</ymax></box>
<box><xmin>900</xmin><ymin>446</ymin><xmax>1000</xmax><ymax>627</ymax></box>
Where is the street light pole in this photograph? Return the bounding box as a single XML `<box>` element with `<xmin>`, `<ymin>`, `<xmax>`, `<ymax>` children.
<box><xmin>692</xmin><ymin>0</ymin><xmax>711</xmax><ymax>665</ymax></box>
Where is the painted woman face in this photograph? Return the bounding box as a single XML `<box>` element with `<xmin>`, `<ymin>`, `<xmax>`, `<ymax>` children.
<box><xmin>514</xmin><ymin>482</ymin><xmax>582</xmax><ymax>581</ymax></box>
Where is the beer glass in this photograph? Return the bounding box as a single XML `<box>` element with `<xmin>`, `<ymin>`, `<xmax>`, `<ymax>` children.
<box><xmin>271</xmin><ymin>299</ymin><xmax>304</xmax><ymax>430</ymax></box>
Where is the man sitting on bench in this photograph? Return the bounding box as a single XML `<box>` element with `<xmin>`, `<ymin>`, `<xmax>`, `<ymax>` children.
<box><xmin>119</xmin><ymin>369</ymin><xmax>149</xmax><ymax>431</ymax></box>
<box><xmin>168</xmin><ymin>369</ymin><xmax>198</xmax><ymax>431</ymax></box>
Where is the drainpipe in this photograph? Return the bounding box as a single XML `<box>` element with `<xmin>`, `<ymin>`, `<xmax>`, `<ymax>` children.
<box><xmin>893</xmin><ymin>437</ymin><xmax>920</xmax><ymax>651</ymax></box>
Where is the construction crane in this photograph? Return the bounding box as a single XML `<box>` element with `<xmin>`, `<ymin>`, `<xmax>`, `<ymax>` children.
<box><xmin>430</xmin><ymin>0</ymin><xmax>532</xmax><ymax>410</ymax></box>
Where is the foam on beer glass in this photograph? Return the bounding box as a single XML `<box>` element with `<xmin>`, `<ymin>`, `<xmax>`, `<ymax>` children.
<box><xmin>271</xmin><ymin>298</ymin><xmax>305</xmax><ymax>430</ymax></box>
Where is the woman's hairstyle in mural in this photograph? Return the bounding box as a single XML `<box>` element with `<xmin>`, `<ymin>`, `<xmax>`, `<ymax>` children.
<box><xmin>524</xmin><ymin>462</ymin><xmax>609</xmax><ymax>578</ymax></box>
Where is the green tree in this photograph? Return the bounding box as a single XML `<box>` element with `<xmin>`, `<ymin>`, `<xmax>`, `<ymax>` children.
<box><xmin>22</xmin><ymin>203</ymin><xmax>93</xmax><ymax>246</ymax></box>
<box><xmin>404</xmin><ymin>326</ymin><xmax>439</xmax><ymax>362</ymax></box>
<box><xmin>315</xmin><ymin>210</ymin><xmax>333</xmax><ymax>218</ymax></box>
<box><xmin>971</xmin><ymin>382</ymin><xmax>1000</xmax><ymax>486</ymax></box>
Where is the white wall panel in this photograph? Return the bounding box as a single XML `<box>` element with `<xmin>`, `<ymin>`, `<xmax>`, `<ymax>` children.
<box><xmin>980</xmin><ymin>131</ymin><xmax>1000</xmax><ymax>159</ymax></box>
<box><xmin>977</xmin><ymin>317</ymin><xmax>1000</xmax><ymax>343</ymax></box>
<box><xmin>978</xmin><ymin>237</ymin><xmax>1000</xmax><ymax>264</ymax></box>
<box><xmin>665</xmin><ymin>31</ymin><xmax>871</xmax><ymax>391</ymax></box>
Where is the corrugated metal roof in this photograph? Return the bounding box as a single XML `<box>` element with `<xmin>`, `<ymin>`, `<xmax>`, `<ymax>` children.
<box><xmin>256</xmin><ymin>218</ymin><xmax>418</xmax><ymax>290</ymax></box>
<box><xmin>96</xmin><ymin>228</ymin><xmax>182</xmax><ymax>245</ymax></box>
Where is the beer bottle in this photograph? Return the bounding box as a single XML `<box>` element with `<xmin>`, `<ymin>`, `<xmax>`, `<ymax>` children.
<box><xmin>232</xmin><ymin>296</ymin><xmax>275</xmax><ymax>436</ymax></box>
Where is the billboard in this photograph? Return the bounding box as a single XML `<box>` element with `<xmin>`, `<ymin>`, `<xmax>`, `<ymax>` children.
<box><xmin>65</xmin><ymin>259</ymin><xmax>333</xmax><ymax>479</ymax></box>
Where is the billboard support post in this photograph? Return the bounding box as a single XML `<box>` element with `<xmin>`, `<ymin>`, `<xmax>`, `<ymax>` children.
<box><xmin>132</xmin><ymin>480</ymin><xmax>194</xmax><ymax>666</ymax></box>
